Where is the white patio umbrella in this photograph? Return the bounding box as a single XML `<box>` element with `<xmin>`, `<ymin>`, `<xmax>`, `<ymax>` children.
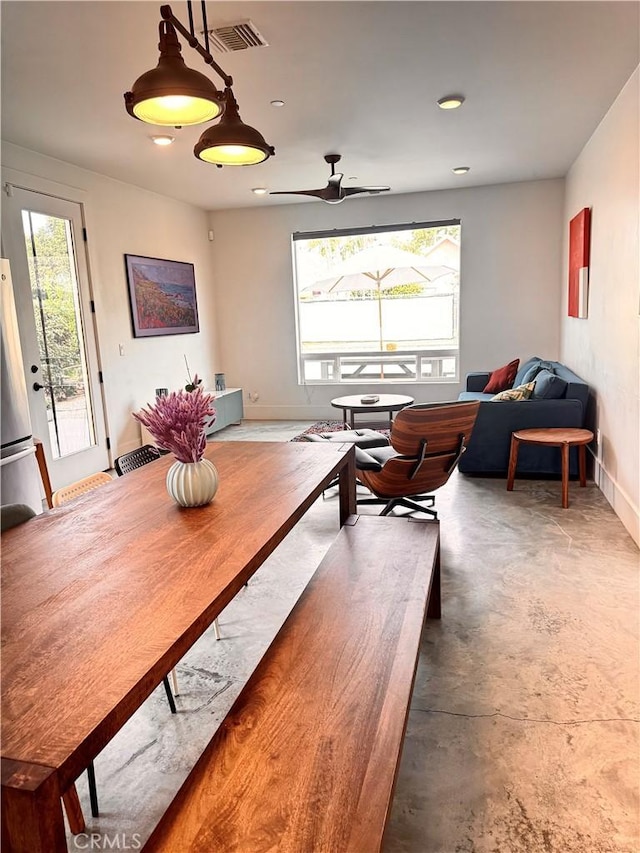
<box><xmin>302</xmin><ymin>245</ymin><xmax>455</xmax><ymax>297</ymax></box>
<box><xmin>300</xmin><ymin>245</ymin><xmax>456</xmax><ymax>350</ymax></box>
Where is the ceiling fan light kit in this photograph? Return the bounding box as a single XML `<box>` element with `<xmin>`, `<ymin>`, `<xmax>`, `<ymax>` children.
<box><xmin>270</xmin><ymin>153</ymin><xmax>390</xmax><ymax>204</ymax></box>
<box><xmin>124</xmin><ymin>3</ymin><xmax>274</xmax><ymax>166</ymax></box>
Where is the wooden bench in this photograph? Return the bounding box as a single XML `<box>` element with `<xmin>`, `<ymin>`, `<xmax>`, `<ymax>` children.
<box><xmin>143</xmin><ymin>514</ymin><xmax>441</xmax><ymax>852</ymax></box>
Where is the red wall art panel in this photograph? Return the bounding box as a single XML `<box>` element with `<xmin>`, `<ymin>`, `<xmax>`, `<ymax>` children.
<box><xmin>568</xmin><ymin>207</ymin><xmax>591</xmax><ymax>318</ymax></box>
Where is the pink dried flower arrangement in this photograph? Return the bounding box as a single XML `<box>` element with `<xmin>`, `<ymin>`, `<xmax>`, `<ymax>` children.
<box><xmin>133</xmin><ymin>384</ymin><xmax>216</xmax><ymax>464</ymax></box>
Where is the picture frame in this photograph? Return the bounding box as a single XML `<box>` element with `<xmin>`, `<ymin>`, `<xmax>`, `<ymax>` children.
<box><xmin>125</xmin><ymin>254</ymin><xmax>200</xmax><ymax>337</ymax></box>
<box><xmin>568</xmin><ymin>208</ymin><xmax>591</xmax><ymax>318</ymax></box>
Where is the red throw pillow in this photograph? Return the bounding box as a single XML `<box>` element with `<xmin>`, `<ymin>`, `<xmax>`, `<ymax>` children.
<box><xmin>483</xmin><ymin>358</ymin><xmax>520</xmax><ymax>393</ymax></box>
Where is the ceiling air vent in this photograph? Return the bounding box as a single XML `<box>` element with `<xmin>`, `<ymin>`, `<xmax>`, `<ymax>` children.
<box><xmin>203</xmin><ymin>21</ymin><xmax>269</xmax><ymax>52</ymax></box>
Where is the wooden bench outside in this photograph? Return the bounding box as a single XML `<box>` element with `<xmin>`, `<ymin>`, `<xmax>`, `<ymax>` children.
<box><xmin>143</xmin><ymin>514</ymin><xmax>441</xmax><ymax>853</ymax></box>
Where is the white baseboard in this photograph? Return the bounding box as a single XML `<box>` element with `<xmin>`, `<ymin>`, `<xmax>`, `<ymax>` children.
<box><xmin>590</xmin><ymin>449</ymin><xmax>639</xmax><ymax>546</ymax></box>
<box><xmin>243</xmin><ymin>404</ymin><xmax>339</xmax><ymax>421</ymax></box>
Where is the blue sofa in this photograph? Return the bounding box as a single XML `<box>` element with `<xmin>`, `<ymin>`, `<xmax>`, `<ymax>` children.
<box><xmin>457</xmin><ymin>357</ymin><xmax>590</xmax><ymax>476</ymax></box>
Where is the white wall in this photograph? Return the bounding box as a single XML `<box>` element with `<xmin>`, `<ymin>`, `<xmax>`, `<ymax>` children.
<box><xmin>209</xmin><ymin>179</ymin><xmax>565</xmax><ymax>419</ymax></box>
<box><xmin>561</xmin><ymin>68</ymin><xmax>639</xmax><ymax>544</ymax></box>
<box><xmin>4</xmin><ymin>106</ymin><xmax>634</xmax><ymax>541</ymax></box>
<box><xmin>1</xmin><ymin>142</ymin><xmax>221</xmax><ymax>457</ymax></box>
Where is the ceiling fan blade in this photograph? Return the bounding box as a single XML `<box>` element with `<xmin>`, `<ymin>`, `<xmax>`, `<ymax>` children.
<box><xmin>269</xmin><ymin>189</ymin><xmax>328</xmax><ymax>198</ymax></box>
<box><xmin>271</xmin><ymin>185</ymin><xmax>343</xmax><ymax>202</ymax></box>
<box><xmin>343</xmin><ymin>185</ymin><xmax>391</xmax><ymax>196</ymax></box>
<box><xmin>270</xmin><ymin>155</ymin><xmax>389</xmax><ymax>203</ymax></box>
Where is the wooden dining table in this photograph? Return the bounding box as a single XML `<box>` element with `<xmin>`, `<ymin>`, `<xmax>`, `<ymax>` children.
<box><xmin>1</xmin><ymin>440</ymin><xmax>356</xmax><ymax>853</ymax></box>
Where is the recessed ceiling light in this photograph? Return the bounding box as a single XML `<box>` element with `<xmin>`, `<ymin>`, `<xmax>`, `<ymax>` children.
<box><xmin>251</xmin><ymin>187</ymin><xmax>268</xmax><ymax>195</ymax></box>
<box><xmin>151</xmin><ymin>135</ymin><xmax>175</xmax><ymax>146</ymax></box>
<box><xmin>270</xmin><ymin>99</ymin><xmax>285</xmax><ymax>108</ymax></box>
<box><xmin>452</xmin><ymin>166</ymin><xmax>470</xmax><ymax>175</ymax></box>
<box><xmin>437</xmin><ymin>95</ymin><xmax>465</xmax><ymax>110</ymax></box>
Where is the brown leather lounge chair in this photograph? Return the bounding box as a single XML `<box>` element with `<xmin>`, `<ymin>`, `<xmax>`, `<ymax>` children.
<box><xmin>355</xmin><ymin>401</ymin><xmax>480</xmax><ymax>518</ymax></box>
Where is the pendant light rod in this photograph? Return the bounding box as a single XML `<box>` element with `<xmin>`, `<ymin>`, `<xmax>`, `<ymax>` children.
<box><xmin>201</xmin><ymin>1</ymin><xmax>210</xmax><ymax>55</ymax></box>
<box><xmin>160</xmin><ymin>4</ymin><xmax>233</xmax><ymax>88</ymax></box>
<box><xmin>187</xmin><ymin>1</ymin><xmax>195</xmax><ymax>37</ymax></box>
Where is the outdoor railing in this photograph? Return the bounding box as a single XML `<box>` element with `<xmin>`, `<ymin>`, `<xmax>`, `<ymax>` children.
<box><xmin>299</xmin><ymin>348</ymin><xmax>458</xmax><ymax>384</ymax></box>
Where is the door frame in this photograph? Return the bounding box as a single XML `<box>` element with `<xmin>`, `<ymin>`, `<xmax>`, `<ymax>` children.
<box><xmin>2</xmin><ymin>169</ymin><xmax>113</xmax><ymax>483</ymax></box>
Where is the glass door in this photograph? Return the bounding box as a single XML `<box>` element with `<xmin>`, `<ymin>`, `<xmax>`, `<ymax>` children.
<box><xmin>2</xmin><ymin>187</ymin><xmax>109</xmax><ymax>488</ymax></box>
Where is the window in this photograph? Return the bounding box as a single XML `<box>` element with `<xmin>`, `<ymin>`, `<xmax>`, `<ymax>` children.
<box><xmin>292</xmin><ymin>220</ymin><xmax>461</xmax><ymax>385</ymax></box>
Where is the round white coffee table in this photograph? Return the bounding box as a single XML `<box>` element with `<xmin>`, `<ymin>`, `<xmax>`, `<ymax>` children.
<box><xmin>330</xmin><ymin>394</ymin><xmax>414</xmax><ymax>429</ymax></box>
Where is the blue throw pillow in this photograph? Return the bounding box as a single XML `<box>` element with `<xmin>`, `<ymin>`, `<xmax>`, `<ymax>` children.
<box><xmin>513</xmin><ymin>356</ymin><xmax>542</xmax><ymax>387</ymax></box>
<box><xmin>520</xmin><ymin>360</ymin><xmax>556</xmax><ymax>385</ymax></box>
<box><xmin>520</xmin><ymin>363</ymin><xmax>543</xmax><ymax>384</ymax></box>
<box><xmin>532</xmin><ymin>369</ymin><xmax>567</xmax><ymax>399</ymax></box>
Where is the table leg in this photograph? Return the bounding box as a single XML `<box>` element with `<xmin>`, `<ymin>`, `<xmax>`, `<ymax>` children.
<box><xmin>1</xmin><ymin>759</ymin><xmax>67</xmax><ymax>853</ymax></box>
<box><xmin>348</xmin><ymin>410</ymin><xmax>355</xmax><ymax>429</ymax></box>
<box><xmin>506</xmin><ymin>436</ymin><xmax>520</xmax><ymax>491</ymax></box>
<box><xmin>62</xmin><ymin>783</ymin><xmax>85</xmax><ymax>834</ymax></box>
<box><xmin>338</xmin><ymin>446</ymin><xmax>356</xmax><ymax>526</ymax></box>
<box><xmin>579</xmin><ymin>444</ymin><xmax>587</xmax><ymax>487</ymax></box>
<box><xmin>561</xmin><ymin>443</ymin><xmax>570</xmax><ymax>508</ymax></box>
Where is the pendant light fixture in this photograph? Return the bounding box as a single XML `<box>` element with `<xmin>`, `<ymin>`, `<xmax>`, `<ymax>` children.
<box><xmin>124</xmin><ymin>3</ymin><xmax>275</xmax><ymax>166</ymax></box>
<box><xmin>124</xmin><ymin>21</ymin><xmax>224</xmax><ymax>126</ymax></box>
<box><xmin>194</xmin><ymin>88</ymin><xmax>275</xmax><ymax>166</ymax></box>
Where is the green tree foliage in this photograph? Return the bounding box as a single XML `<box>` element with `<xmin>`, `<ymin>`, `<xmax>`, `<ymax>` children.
<box><xmin>343</xmin><ymin>283</ymin><xmax>424</xmax><ymax>300</ymax></box>
<box><xmin>391</xmin><ymin>225</ymin><xmax>460</xmax><ymax>254</ymax></box>
<box><xmin>306</xmin><ymin>234</ymin><xmax>371</xmax><ymax>263</ymax></box>
<box><xmin>24</xmin><ymin>214</ymin><xmax>84</xmax><ymax>400</ymax></box>
<box><xmin>382</xmin><ymin>283</ymin><xmax>424</xmax><ymax>298</ymax></box>
<box><xmin>305</xmin><ymin>225</ymin><xmax>460</xmax><ymax>266</ymax></box>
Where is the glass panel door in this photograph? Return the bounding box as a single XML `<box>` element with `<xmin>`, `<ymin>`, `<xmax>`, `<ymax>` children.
<box><xmin>2</xmin><ymin>187</ymin><xmax>109</xmax><ymax>489</ymax></box>
<box><xmin>23</xmin><ymin>210</ymin><xmax>96</xmax><ymax>458</ymax></box>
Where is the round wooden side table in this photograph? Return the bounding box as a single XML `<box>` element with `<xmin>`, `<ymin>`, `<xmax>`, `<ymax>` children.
<box><xmin>506</xmin><ymin>427</ymin><xmax>594</xmax><ymax>508</ymax></box>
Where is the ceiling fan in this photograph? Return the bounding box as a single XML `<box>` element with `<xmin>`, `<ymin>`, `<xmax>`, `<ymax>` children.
<box><xmin>270</xmin><ymin>154</ymin><xmax>390</xmax><ymax>204</ymax></box>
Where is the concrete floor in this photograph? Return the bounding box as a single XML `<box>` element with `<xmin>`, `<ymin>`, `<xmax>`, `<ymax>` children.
<box><xmin>67</xmin><ymin>421</ymin><xmax>639</xmax><ymax>852</ymax></box>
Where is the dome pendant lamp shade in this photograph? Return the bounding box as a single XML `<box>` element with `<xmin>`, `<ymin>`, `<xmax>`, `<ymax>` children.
<box><xmin>124</xmin><ymin>21</ymin><xmax>224</xmax><ymax>127</ymax></box>
<box><xmin>194</xmin><ymin>88</ymin><xmax>275</xmax><ymax>166</ymax></box>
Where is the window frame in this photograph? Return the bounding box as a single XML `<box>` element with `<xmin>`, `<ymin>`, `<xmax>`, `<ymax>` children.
<box><xmin>292</xmin><ymin>218</ymin><xmax>461</xmax><ymax>387</ymax></box>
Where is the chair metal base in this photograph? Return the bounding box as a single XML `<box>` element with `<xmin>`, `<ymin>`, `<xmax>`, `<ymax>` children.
<box><xmin>85</xmin><ymin>673</ymin><xmax>177</xmax><ymax>820</ymax></box>
<box><xmin>162</xmin><ymin>674</ymin><xmax>177</xmax><ymax>714</ymax></box>
<box><xmin>357</xmin><ymin>494</ymin><xmax>437</xmax><ymax>518</ymax></box>
<box><xmin>87</xmin><ymin>761</ymin><xmax>99</xmax><ymax>818</ymax></box>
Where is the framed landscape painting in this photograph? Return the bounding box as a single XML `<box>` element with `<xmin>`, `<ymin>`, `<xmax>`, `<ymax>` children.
<box><xmin>125</xmin><ymin>254</ymin><xmax>200</xmax><ymax>337</ymax></box>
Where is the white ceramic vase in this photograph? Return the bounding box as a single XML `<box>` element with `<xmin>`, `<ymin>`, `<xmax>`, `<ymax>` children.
<box><xmin>166</xmin><ymin>458</ymin><xmax>219</xmax><ymax>507</ymax></box>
